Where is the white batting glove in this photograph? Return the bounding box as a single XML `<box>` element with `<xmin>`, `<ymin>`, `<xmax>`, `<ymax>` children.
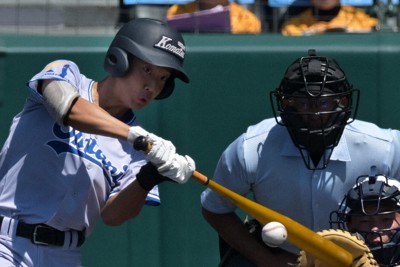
<box><xmin>146</xmin><ymin>133</ymin><xmax>196</xmax><ymax>183</ymax></box>
<box><xmin>157</xmin><ymin>154</ymin><xmax>196</xmax><ymax>184</ymax></box>
<box><xmin>128</xmin><ymin>127</ymin><xmax>177</xmax><ymax>166</ymax></box>
<box><xmin>127</xmin><ymin>126</ymin><xmax>149</xmax><ymax>144</ymax></box>
<box><xmin>145</xmin><ymin>133</ymin><xmax>176</xmax><ymax>166</ymax></box>
<box><xmin>128</xmin><ymin>128</ymin><xmax>195</xmax><ymax>183</ymax></box>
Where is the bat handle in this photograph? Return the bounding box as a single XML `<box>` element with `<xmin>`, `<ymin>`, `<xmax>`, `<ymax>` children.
<box><xmin>134</xmin><ymin>136</ymin><xmax>210</xmax><ymax>186</ymax></box>
<box><xmin>134</xmin><ymin>136</ymin><xmax>152</xmax><ymax>153</ymax></box>
<box><xmin>193</xmin><ymin>170</ymin><xmax>210</xmax><ymax>185</ymax></box>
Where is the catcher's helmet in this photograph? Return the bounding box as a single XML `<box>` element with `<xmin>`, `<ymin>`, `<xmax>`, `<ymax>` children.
<box><xmin>330</xmin><ymin>175</ymin><xmax>400</xmax><ymax>266</ymax></box>
<box><xmin>270</xmin><ymin>49</ymin><xmax>359</xmax><ymax>169</ymax></box>
<box><xmin>104</xmin><ymin>18</ymin><xmax>189</xmax><ymax>99</ymax></box>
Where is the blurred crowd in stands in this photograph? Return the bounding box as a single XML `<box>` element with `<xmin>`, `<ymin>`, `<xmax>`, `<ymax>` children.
<box><xmin>0</xmin><ymin>0</ymin><xmax>398</xmax><ymax>35</ymax></box>
<box><xmin>116</xmin><ymin>0</ymin><xmax>399</xmax><ymax>34</ymax></box>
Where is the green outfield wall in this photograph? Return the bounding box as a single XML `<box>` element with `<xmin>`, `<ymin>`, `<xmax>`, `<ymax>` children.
<box><xmin>0</xmin><ymin>33</ymin><xmax>400</xmax><ymax>267</ymax></box>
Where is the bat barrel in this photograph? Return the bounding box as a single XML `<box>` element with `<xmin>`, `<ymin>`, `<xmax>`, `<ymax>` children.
<box><xmin>133</xmin><ymin>136</ymin><xmax>352</xmax><ymax>266</ymax></box>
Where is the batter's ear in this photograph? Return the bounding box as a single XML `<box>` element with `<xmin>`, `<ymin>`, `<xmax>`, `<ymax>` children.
<box><xmin>104</xmin><ymin>47</ymin><xmax>129</xmax><ymax>77</ymax></box>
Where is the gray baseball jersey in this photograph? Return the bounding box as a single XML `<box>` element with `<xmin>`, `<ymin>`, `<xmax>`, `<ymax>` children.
<box><xmin>0</xmin><ymin>60</ymin><xmax>160</xmax><ymax>237</ymax></box>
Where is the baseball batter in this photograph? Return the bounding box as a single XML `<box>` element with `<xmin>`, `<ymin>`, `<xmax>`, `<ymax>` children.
<box><xmin>0</xmin><ymin>18</ymin><xmax>195</xmax><ymax>267</ymax></box>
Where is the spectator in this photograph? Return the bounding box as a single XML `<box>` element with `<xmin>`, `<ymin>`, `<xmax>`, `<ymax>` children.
<box><xmin>200</xmin><ymin>49</ymin><xmax>400</xmax><ymax>266</ymax></box>
<box><xmin>281</xmin><ymin>0</ymin><xmax>378</xmax><ymax>35</ymax></box>
<box><xmin>330</xmin><ymin>173</ymin><xmax>400</xmax><ymax>266</ymax></box>
<box><xmin>166</xmin><ymin>0</ymin><xmax>262</xmax><ymax>34</ymax></box>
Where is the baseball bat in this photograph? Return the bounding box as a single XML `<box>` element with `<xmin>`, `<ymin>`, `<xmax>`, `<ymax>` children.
<box><xmin>133</xmin><ymin>136</ymin><xmax>353</xmax><ymax>267</ymax></box>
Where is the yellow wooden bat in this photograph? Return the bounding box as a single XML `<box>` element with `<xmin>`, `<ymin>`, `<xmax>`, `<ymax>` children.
<box><xmin>133</xmin><ymin>136</ymin><xmax>353</xmax><ymax>266</ymax></box>
<box><xmin>192</xmin><ymin>170</ymin><xmax>352</xmax><ymax>267</ymax></box>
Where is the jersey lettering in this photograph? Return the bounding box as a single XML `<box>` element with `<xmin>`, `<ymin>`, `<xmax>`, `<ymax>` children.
<box><xmin>42</xmin><ymin>62</ymin><xmax>73</xmax><ymax>82</ymax></box>
<box><xmin>154</xmin><ymin>35</ymin><xmax>185</xmax><ymax>59</ymax></box>
<box><xmin>46</xmin><ymin>124</ymin><xmax>127</xmax><ymax>186</ymax></box>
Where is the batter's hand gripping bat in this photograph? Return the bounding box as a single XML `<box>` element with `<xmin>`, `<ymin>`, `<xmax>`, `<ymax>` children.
<box><xmin>133</xmin><ymin>136</ymin><xmax>353</xmax><ymax>267</ymax></box>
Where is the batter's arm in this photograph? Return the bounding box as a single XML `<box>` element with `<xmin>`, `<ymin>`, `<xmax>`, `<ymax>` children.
<box><xmin>65</xmin><ymin>96</ymin><xmax>130</xmax><ymax>140</ymax></box>
<box><xmin>40</xmin><ymin>80</ymin><xmax>130</xmax><ymax>140</ymax></box>
<box><xmin>101</xmin><ymin>180</ymin><xmax>148</xmax><ymax>226</ymax></box>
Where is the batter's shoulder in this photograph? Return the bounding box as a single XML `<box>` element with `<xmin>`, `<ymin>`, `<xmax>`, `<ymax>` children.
<box><xmin>44</xmin><ymin>59</ymin><xmax>80</xmax><ymax>72</ymax></box>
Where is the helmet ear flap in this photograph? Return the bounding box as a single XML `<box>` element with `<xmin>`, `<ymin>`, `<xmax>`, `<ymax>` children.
<box><xmin>104</xmin><ymin>47</ymin><xmax>129</xmax><ymax>77</ymax></box>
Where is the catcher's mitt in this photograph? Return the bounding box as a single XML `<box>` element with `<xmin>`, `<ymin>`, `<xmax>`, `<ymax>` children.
<box><xmin>296</xmin><ymin>229</ymin><xmax>378</xmax><ymax>267</ymax></box>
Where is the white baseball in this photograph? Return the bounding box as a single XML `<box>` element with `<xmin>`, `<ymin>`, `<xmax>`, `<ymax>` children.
<box><xmin>261</xmin><ymin>221</ymin><xmax>287</xmax><ymax>247</ymax></box>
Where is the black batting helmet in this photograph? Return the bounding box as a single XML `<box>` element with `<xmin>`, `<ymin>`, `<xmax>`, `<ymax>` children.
<box><xmin>104</xmin><ymin>18</ymin><xmax>189</xmax><ymax>99</ymax></box>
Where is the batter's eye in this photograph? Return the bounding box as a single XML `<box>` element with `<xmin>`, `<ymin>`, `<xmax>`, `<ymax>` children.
<box><xmin>142</xmin><ymin>66</ymin><xmax>151</xmax><ymax>74</ymax></box>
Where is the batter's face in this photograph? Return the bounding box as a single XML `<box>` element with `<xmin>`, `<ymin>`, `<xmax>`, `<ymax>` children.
<box><xmin>118</xmin><ymin>58</ymin><xmax>172</xmax><ymax>110</ymax></box>
<box><xmin>348</xmin><ymin>205</ymin><xmax>400</xmax><ymax>244</ymax></box>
